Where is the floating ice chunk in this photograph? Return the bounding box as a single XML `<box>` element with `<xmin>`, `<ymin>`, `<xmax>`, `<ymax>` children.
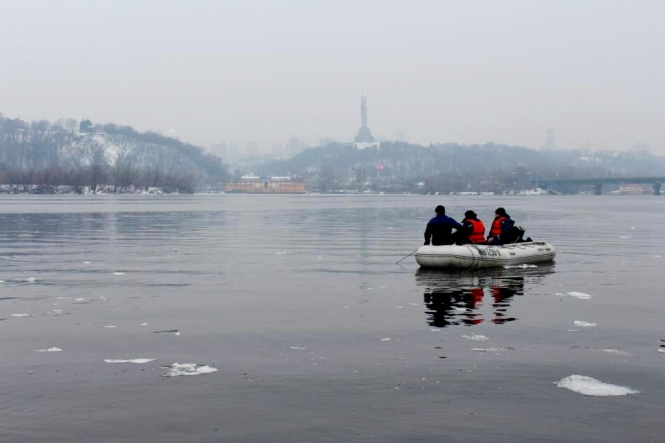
<box><xmin>381</xmin><ymin>338</ymin><xmax>392</xmax><ymax>342</ymax></box>
<box><xmin>112</xmin><ymin>272</ymin><xmax>126</xmax><ymax>276</ymax></box>
<box><xmin>471</xmin><ymin>347</ymin><xmax>508</xmax><ymax>353</ymax></box>
<box><xmin>11</xmin><ymin>313</ymin><xmax>29</xmax><ymax>318</ymax></box>
<box><xmin>463</xmin><ymin>334</ymin><xmax>489</xmax><ymax>342</ymax></box>
<box><xmin>556</xmin><ymin>375</ymin><xmax>640</xmax><ymax>396</ymax></box>
<box><xmin>430</xmin><ymin>328</ymin><xmax>441</xmax><ymax>332</ymax></box>
<box><xmin>574</xmin><ymin>321</ymin><xmax>597</xmax><ymax>328</ymax></box>
<box><xmin>619</xmin><ymin>236</ymin><xmax>632</xmax><ymax>239</ymax></box>
<box><xmin>74</xmin><ymin>298</ymin><xmax>85</xmax><ymax>301</ymax></box>
<box><xmin>57</xmin><ymin>297</ymin><xmax>71</xmax><ymax>300</ymax></box>
<box><xmin>566</xmin><ymin>292</ymin><xmax>594</xmax><ymax>300</ymax></box>
<box><xmin>174</xmin><ymin>331</ymin><xmax>181</xmax><ymax>336</ymax></box>
<box><xmin>105</xmin><ymin>358</ymin><xmax>155</xmax><ymax>364</ymax></box>
<box><xmin>275</xmin><ymin>252</ymin><xmax>287</xmax><ymax>255</ymax></box>
<box><xmin>600</xmin><ymin>349</ymin><xmax>631</xmax><ymax>356</ymax></box>
<box><xmin>504</xmin><ymin>264</ymin><xmax>538</xmax><ymax>269</ymax></box>
<box><xmin>162</xmin><ymin>363</ymin><xmax>218</xmax><ymax>377</ymax></box>
<box><xmin>83</xmin><ymin>261</ymin><xmax>91</xmax><ymax>264</ymax></box>
<box><xmin>289</xmin><ymin>346</ymin><xmax>307</xmax><ymax>350</ymax></box>
<box><xmin>454</xmin><ymin>307</ymin><xmax>467</xmax><ymax>312</ymax></box>
<box><xmin>408</xmin><ymin>302</ymin><xmax>418</xmax><ymax>306</ymax></box>
<box><xmin>26</xmin><ymin>277</ymin><xmax>36</xmax><ymax>283</ymax></box>
<box><xmin>396</xmin><ymin>306</ymin><xmax>404</xmax><ymax>309</ymax></box>
<box><xmin>34</xmin><ymin>347</ymin><xmax>62</xmax><ymax>352</ymax></box>
<box><xmin>140</xmin><ymin>323</ymin><xmax>148</xmax><ymax>326</ymax></box>
<box><xmin>318</xmin><ymin>257</ymin><xmax>323</xmax><ymax>259</ymax></box>
<box><xmin>658</xmin><ymin>349</ymin><xmax>665</xmax><ymax>353</ymax></box>
<box><xmin>104</xmin><ymin>325</ymin><xmax>117</xmax><ymax>328</ymax></box>
<box><xmin>655</xmin><ymin>255</ymin><xmax>662</xmax><ymax>258</ymax></box>
<box><xmin>0</xmin><ymin>280</ymin><xmax>4</xmax><ymax>283</ymax></box>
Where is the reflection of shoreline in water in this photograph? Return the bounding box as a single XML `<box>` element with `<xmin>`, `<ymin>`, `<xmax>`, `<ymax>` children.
<box><xmin>416</xmin><ymin>265</ymin><xmax>555</xmax><ymax>328</ymax></box>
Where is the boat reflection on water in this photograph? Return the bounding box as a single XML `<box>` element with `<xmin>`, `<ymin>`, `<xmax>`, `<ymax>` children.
<box><xmin>415</xmin><ymin>265</ymin><xmax>555</xmax><ymax>328</ymax></box>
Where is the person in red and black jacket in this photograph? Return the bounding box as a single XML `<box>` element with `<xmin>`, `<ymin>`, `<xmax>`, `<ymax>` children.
<box><xmin>486</xmin><ymin>207</ymin><xmax>516</xmax><ymax>245</ymax></box>
<box><xmin>461</xmin><ymin>210</ymin><xmax>486</xmax><ymax>244</ymax></box>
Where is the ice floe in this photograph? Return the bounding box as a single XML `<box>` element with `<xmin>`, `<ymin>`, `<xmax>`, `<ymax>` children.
<box><xmin>162</xmin><ymin>363</ymin><xmax>218</xmax><ymax>377</ymax></box>
<box><xmin>104</xmin><ymin>325</ymin><xmax>117</xmax><ymax>328</ymax></box>
<box><xmin>556</xmin><ymin>375</ymin><xmax>640</xmax><ymax>396</ymax></box>
<box><xmin>619</xmin><ymin>236</ymin><xmax>632</xmax><ymax>239</ymax></box>
<box><xmin>463</xmin><ymin>334</ymin><xmax>489</xmax><ymax>342</ymax></box>
<box><xmin>34</xmin><ymin>347</ymin><xmax>62</xmax><ymax>352</ymax></box>
<box><xmin>140</xmin><ymin>323</ymin><xmax>148</xmax><ymax>326</ymax></box>
<box><xmin>471</xmin><ymin>347</ymin><xmax>509</xmax><ymax>353</ymax></box>
<box><xmin>112</xmin><ymin>272</ymin><xmax>126</xmax><ymax>276</ymax></box>
<box><xmin>26</xmin><ymin>277</ymin><xmax>36</xmax><ymax>283</ymax></box>
<box><xmin>658</xmin><ymin>349</ymin><xmax>665</xmax><ymax>353</ymax></box>
<box><xmin>83</xmin><ymin>261</ymin><xmax>91</xmax><ymax>264</ymax></box>
<box><xmin>11</xmin><ymin>313</ymin><xmax>30</xmax><ymax>318</ymax></box>
<box><xmin>566</xmin><ymin>292</ymin><xmax>594</xmax><ymax>300</ymax></box>
<box><xmin>105</xmin><ymin>359</ymin><xmax>155</xmax><ymax>364</ymax></box>
<box><xmin>275</xmin><ymin>252</ymin><xmax>287</xmax><ymax>255</ymax></box>
<box><xmin>595</xmin><ymin>348</ymin><xmax>631</xmax><ymax>356</ymax></box>
<box><xmin>289</xmin><ymin>346</ymin><xmax>307</xmax><ymax>350</ymax></box>
<box><xmin>74</xmin><ymin>298</ymin><xmax>85</xmax><ymax>301</ymax></box>
<box><xmin>574</xmin><ymin>321</ymin><xmax>597</xmax><ymax>328</ymax></box>
<box><xmin>380</xmin><ymin>338</ymin><xmax>392</xmax><ymax>342</ymax></box>
<box><xmin>504</xmin><ymin>264</ymin><xmax>538</xmax><ymax>269</ymax></box>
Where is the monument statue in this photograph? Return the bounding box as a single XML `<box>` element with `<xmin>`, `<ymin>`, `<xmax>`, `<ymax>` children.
<box><xmin>354</xmin><ymin>94</ymin><xmax>375</xmax><ymax>143</ymax></box>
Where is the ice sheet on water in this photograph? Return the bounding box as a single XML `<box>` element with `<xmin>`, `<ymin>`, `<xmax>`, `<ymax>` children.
<box><xmin>105</xmin><ymin>358</ymin><xmax>155</xmax><ymax>364</ymax></box>
<box><xmin>463</xmin><ymin>334</ymin><xmax>489</xmax><ymax>342</ymax></box>
<box><xmin>566</xmin><ymin>292</ymin><xmax>594</xmax><ymax>300</ymax></box>
<box><xmin>471</xmin><ymin>347</ymin><xmax>509</xmax><ymax>353</ymax></box>
<box><xmin>591</xmin><ymin>348</ymin><xmax>631</xmax><ymax>356</ymax></box>
<box><xmin>556</xmin><ymin>375</ymin><xmax>640</xmax><ymax>396</ymax></box>
<box><xmin>112</xmin><ymin>272</ymin><xmax>126</xmax><ymax>276</ymax></box>
<box><xmin>162</xmin><ymin>363</ymin><xmax>218</xmax><ymax>377</ymax></box>
<box><xmin>11</xmin><ymin>313</ymin><xmax>30</xmax><ymax>318</ymax></box>
<box><xmin>574</xmin><ymin>321</ymin><xmax>597</xmax><ymax>328</ymax></box>
<box><xmin>34</xmin><ymin>347</ymin><xmax>62</xmax><ymax>352</ymax></box>
<box><xmin>503</xmin><ymin>264</ymin><xmax>538</xmax><ymax>269</ymax></box>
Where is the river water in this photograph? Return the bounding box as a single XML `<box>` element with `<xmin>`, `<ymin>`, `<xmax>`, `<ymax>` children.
<box><xmin>0</xmin><ymin>195</ymin><xmax>663</xmax><ymax>442</ymax></box>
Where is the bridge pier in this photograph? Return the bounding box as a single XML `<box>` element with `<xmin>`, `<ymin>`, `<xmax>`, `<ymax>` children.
<box><xmin>593</xmin><ymin>182</ymin><xmax>603</xmax><ymax>195</ymax></box>
<box><xmin>654</xmin><ymin>182</ymin><xmax>662</xmax><ymax>196</ymax></box>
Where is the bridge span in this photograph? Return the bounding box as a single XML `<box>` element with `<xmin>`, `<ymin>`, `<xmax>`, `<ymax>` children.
<box><xmin>538</xmin><ymin>177</ymin><xmax>664</xmax><ymax>195</ymax></box>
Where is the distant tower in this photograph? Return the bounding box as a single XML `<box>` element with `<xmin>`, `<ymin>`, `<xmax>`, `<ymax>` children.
<box><xmin>354</xmin><ymin>95</ymin><xmax>375</xmax><ymax>143</ymax></box>
<box><xmin>543</xmin><ymin>127</ymin><xmax>555</xmax><ymax>150</ymax></box>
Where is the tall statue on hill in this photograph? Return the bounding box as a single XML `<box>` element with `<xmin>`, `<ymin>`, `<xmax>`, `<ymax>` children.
<box><xmin>354</xmin><ymin>94</ymin><xmax>375</xmax><ymax>143</ymax></box>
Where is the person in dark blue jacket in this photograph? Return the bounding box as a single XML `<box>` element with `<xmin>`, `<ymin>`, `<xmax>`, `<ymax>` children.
<box><xmin>424</xmin><ymin>205</ymin><xmax>463</xmax><ymax>246</ymax></box>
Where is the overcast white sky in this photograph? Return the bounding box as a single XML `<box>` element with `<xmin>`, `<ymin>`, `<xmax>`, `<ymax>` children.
<box><xmin>1</xmin><ymin>0</ymin><xmax>663</xmax><ymax>153</ymax></box>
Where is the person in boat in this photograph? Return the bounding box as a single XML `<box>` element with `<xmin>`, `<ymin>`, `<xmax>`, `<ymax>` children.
<box><xmin>424</xmin><ymin>205</ymin><xmax>463</xmax><ymax>246</ymax></box>
<box><xmin>487</xmin><ymin>207</ymin><xmax>525</xmax><ymax>245</ymax></box>
<box><xmin>460</xmin><ymin>210</ymin><xmax>486</xmax><ymax>244</ymax></box>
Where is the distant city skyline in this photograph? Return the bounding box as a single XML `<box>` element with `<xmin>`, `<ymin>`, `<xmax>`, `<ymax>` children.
<box><xmin>1</xmin><ymin>1</ymin><xmax>663</xmax><ymax>153</ymax></box>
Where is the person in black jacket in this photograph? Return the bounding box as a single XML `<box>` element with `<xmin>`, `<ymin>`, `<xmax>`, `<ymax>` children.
<box><xmin>424</xmin><ymin>205</ymin><xmax>463</xmax><ymax>246</ymax></box>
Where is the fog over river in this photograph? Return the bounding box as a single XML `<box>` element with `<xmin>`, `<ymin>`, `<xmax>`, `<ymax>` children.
<box><xmin>1</xmin><ymin>195</ymin><xmax>663</xmax><ymax>442</ymax></box>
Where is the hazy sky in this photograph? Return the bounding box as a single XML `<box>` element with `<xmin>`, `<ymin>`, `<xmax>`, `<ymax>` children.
<box><xmin>1</xmin><ymin>0</ymin><xmax>663</xmax><ymax>153</ymax></box>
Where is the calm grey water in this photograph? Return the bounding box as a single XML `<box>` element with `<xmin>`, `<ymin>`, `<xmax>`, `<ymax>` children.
<box><xmin>0</xmin><ymin>195</ymin><xmax>663</xmax><ymax>442</ymax></box>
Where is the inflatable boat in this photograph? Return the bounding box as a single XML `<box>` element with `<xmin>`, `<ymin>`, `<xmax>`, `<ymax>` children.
<box><xmin>415</xmin><ymin>242</ymin><xmax>556</xmax><ymax>269</ymax></box>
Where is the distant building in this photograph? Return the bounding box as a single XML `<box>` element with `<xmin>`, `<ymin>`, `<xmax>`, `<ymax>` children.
<box><xmin>286</xmin><ymin>136</ymin><xmax>306</xmax><ymax>157</ymax></box>
<box><xmin>225</xmin><ymin>175</ymin><xmax>306</xmax><ymax>194</ymax></box>
<box><xmin>209</xmin><ymin>142</ymin><xmax>228</xmax><ymax>161</ymax></box>
<box><xmin>354</xmin><ymin>95</ymin><xmax>376</xmax><ymax>146</ymax></box>
<box><xmin>542</xmin><ymin>127</ymin><xmax>555</xmax><ymax>150</ymax></box>
<box><xmin>166</xmin><ymin>128</ymin><xmax>180</xmax><ymax>140</ymax></box>
<box><xmin>228</xmin><ymin>142</ymin><xmax>240</xmax><ymax>161</ymax></box>
<box><xmin>245</xmin><ymin>141</ymin><xmax>260</xmax><ymax>157</ymax></box>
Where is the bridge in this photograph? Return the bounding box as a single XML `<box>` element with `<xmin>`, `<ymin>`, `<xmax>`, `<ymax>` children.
<box><xmin>538</xmin><ymin>176</ymin><xmax>664</xmax><ymax>195</ymax></box>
